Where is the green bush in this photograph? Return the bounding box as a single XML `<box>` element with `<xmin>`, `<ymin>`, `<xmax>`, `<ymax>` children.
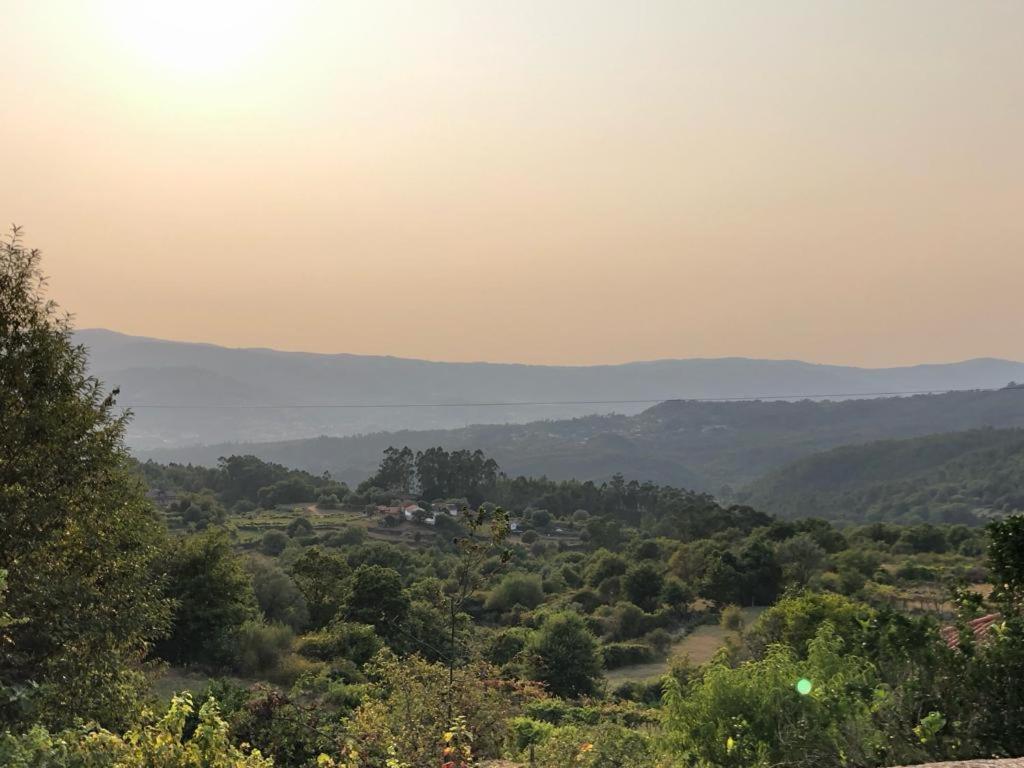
<box><xmin>663</xmin><ymin>622</ymin><xmax>884</xmax><ymax>768</ymax></box>
<box><xmin>260</xmin><ymin>529</ymin><xmax>289</xmax><ymax>556</ymax></box>
<box><xmin>485</xmin><ymin>573</ymin><xmax>545</xmax><ymax>612</ymax></box>
<box><xmin>233</xmin><ymin>620</ymin><xmax>294</xmax><ymax>675</ymax></box>
<box><xmin>601</xmin><ymin>641</ymin><xmax>655</xmax><ymax>669</ymax></box>
<box><xmin>297</xmin><ymin>621</ymin><xmax>382</xmax><ymax>667</ymax></box>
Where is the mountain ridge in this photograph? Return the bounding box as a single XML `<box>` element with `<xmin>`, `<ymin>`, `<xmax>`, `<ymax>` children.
<box><xmin>78</xmin><ymin>329</ymin><xmax>1024</xmax><ymax>451</ymax></box>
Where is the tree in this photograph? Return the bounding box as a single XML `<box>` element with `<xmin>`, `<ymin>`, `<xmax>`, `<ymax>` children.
<box><xmin>0</xmin><ymin>229</ymin><xmax>171</xmax><ymax>729</ymax></box>
<box><xmin>623</xmin><ymin>562</ymin><xmax>664</xmax><ymax>611</ymax></box>
<box><xmin>775</xmin><ymin>533</ymin><xmax>827</xmax><ymax>588</ymax></box>
<box><xmin>699</xmin><ymin>552</ymin><xmax>744</xmax><ymax>607</ymax></box>
<box><xmin>344</xmin><ymin>565</ymin><xmax>409</xmax><ymax>645</ymax></box>
<box><xmin>988</xmin><ymin>514</ymin><xmax>1024</xmax><ymax>612</ymax></box>
<box><xmin>155</xmin><ymin>529</ymin><xmax>257</xmax><ymax>668</ymax></box>
<box><xmin>585</xmin><ymin>549</ymin><xmax>628</xmax><ymax>587</ymax></box>
<box><xmin>526</xmin><ymin>612</ymin><xmax>602</xmax><ymax>698</ymax></box>
<box><xmin>359</xmin><ymin>446</ymin><xmax>415</xmax><ymax>495</ymax></box>
<box><xmin>260</xmin><ymin>529</ymin><xmax>289</xmax><ymax>556</ymax></box>
<box><xmin>247</xmin><ymin>558</ymin><xmax>309</xmax><ymax>632</ymax></box>
<box><xmin>291</xmin><ymin>548</ymin><xmax>351</xmax><ymax>629</ymax></box>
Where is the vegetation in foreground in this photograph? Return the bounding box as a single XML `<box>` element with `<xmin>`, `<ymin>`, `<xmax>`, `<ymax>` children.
<box><xmin>4</xmin><ymin>230</ymin><xmax>1024</xmax><ymax>767</ymax></box>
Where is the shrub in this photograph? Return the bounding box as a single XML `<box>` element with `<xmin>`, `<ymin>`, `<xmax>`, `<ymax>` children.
<box><xmin>298</xmin><ymin>621</ymin><xmax>382</xmax><ymax>667</ymax></box>
<box><xmin>234</xmin><ymin>620</ymin><xmax>294</xmax><ymax>675</ymax></box>
<box><xmin>663</xmin><ymin>622</ymin><xmax>884</xmax><ymax>768</ymax></box>
<box><xmin>321</xmin><ymin>525</ymin><xmax>367</xmax><ymax>547</ymax></box>
<box><xmin>286</xmin><ymin>517</ymin><xmax>314</xmax><ymax>538</ymax></box>
<box><xmin>485</xmin><ymin>573</ymin><xmax>545</xmax><ymax>612</ymax></box>
<box><xmin>531</xmin><ymin>722</ymin><xmax>656</xmax><ymax>768</ymax></box>
<box><xmin>260</xmin><ymin>529</ymin><xmax>289</xmax><ymax>556</ymax></box>
<box><xmin>601</xmin><ymin>642</ymin><xmax>655</xmax><ymax>669</ymax></box>
<box><xmin>720</xmin><ymin>604</ymin><xmax>744</xmax><ymax>632</ymax></box>
<box><xmin>508</xmin><ymin>716</ymin><xmax>555</xmax><ymax>752</ymax></box>
<box><xmin>248</xmin><ymin>558</ymin><xmax>309</xmax><ymax>632</ymax></box>
<box><xmin>526</xmin><ymin>612</ymin><xmax>603</xmax><ymax>698</ymax></box>
<box><xmin>316</xmin><ymin>493</ymin><xmax>341</xmax><ymax>509</ymax></box>
<box><xmin>0</xmin><ymin>694</ymin><xmax>272</xmax><ymax>767</ymax></box>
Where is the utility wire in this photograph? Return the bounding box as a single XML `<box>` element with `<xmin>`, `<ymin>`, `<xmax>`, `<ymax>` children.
<box><xmin>111</xmin><ymin>385</ymin><xmax>1022</xmax><ymax>410</ymax></box>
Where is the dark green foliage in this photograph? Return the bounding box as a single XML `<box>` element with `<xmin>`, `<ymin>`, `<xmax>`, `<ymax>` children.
<box><xmin>290</xmin><ymin>548</ymin><xmax>351</xmax><ymax>629</ymax></box>
<box><xmin>748</xmin><ymin>428</ymin><xmax>1024</xmax><ymax>524</ymax></box>
<box><xmin>526</xmin><ymin>612</ymin><xmax>602</xmax><ymax>698</ymax></box>
<box><xmin>413</xmin><ymin>446</ymin><xmax>499</xmax><ymax>505</ymax></box>
<box><xmin>137</xmin><ymin>454</ymin><xmax>346</xmax><ymax>510</ymax></box>
<box><xmin>233</xmin><ymin>621</ymin><xmax>293</xmax><ymax>675</ymax></box>
<box><xmin>343</xmin><ymin>565</ymin><xmax>409</xmax><ymax>644</ymax></box>
<box><xmin>155</xmin><ymin>529</ymin><xmax>257</xmax><ymax>667</ymax></box>
<box><xmin>0</xmin><ymin>230</ymin><xmax>171</xmax><ymax>729</ymax></box>
<box><xmin>247</xmin><ymin>559</ymin><xmax>309</xmax><ymax>632</ymax></box>
<box><xmin>297</xmin><ymin>620</ymin><xmax>382</xmax><ymax>667</ymax></box>
<box><xmin>285</xmin><ymin>517</ymin><xmax>314</xmax><ymax>538</ymax></box>
<box><xmin>601</xmin><ymin>641</ymin><xmax>655</xmax><ymax>669</ymax></box>
<box><xmin>484</xmin><ymin>627</ymin><xmax>531</xmax><ymax>667</ymax></box>
<box><xmin>623</xmin><ymin>562</ymin><xmax>664</xmax><ymax>611</ymax></box>
<box><xmin>260</xmin><ymin>529</ymin><xmax>289</xmax><ymax>556</ymax></box>
<box><xmin>988</xmin><ymin>514</ymin><xmax>1024</xmax><ymax>611</ymax></box>
<box><xmin>484</xmin><ymin>573</ymin><xmax>545</xmax><ymax>612</ymax></box>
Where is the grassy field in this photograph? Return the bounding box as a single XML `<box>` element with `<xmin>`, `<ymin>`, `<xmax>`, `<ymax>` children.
<box><xmin>605</xmin><ymin>606</ymin><xmax>765</xmax><ymax>685</ymax></box>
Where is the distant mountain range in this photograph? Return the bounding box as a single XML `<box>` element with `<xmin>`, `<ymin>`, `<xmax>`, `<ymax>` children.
<box><xmin>79</xmin><ymin>329</ymin><xmax>1024</xmax><ymax>452</ymax></box>
<box><xmin>137</xmin><ymin>387</ymin><xmax>1024</xmax><ymax>496</ymax></box>
<box><xmin>744</xmin><ymin>427</ymin><xmax>1024</xmax><ymax>524</ymax></box>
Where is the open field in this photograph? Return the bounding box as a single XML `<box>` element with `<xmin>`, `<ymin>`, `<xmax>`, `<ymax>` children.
<box><xmin>606</xmin><ymin>606</ymin><xmax>765</xmax><ymax>685</ymax></box>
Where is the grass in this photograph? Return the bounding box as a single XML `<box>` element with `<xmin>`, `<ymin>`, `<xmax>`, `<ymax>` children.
<box><xmin>605</xmin><ymin>606</ymin><xmax>765</xmax><ymax>686</ymax></box>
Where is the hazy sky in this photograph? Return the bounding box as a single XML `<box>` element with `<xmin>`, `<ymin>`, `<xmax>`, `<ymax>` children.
<box><xmin>3</xmin><ymin>1</ymin><xmax>1022</xmax><ymax>366</ymax></box>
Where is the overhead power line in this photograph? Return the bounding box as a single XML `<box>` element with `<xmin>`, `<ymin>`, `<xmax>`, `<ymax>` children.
<box><xmin>112</xmin><ymin>385</ymin><xmax>1021</xmax><ymax>410</ymax></box>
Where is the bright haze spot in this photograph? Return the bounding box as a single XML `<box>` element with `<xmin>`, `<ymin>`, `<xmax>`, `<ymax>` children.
<box><xmin>102</xmin><ymin>0</ymin><xmax>288</xmax><ymax>75</ymax></box>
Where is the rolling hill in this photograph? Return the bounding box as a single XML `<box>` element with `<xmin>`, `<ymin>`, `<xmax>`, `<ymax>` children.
<box><xmin>138</xmin><ymin>387</ymin><xmax>1024</xmax><ymax>494</ymax></box>
<box><xmin>743</xmin><ymin>427</ymin><xmax>1024</xmax><ymax>524</ymax></box>
<box><xmin>79</xmin><ymin>328</ymin><xmax>1024</xmax><ymax>451</ymax></box>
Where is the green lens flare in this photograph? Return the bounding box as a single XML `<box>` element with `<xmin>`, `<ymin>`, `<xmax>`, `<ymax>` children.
<box><xmin>796</xmin><ymin>678</ymin><xmax>813</xmax><ymax>695</ymax></box>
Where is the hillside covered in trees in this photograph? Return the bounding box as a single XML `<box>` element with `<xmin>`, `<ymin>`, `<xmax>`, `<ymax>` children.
<box><xmin>744</xmin><ymin>428</ymin><xmax>1024</xmax><ymax>525</ymax></box>
<box><xmin>141</xmin><ymin>387</ymin><xmax>1024</xmax><ymax>495</ymax></box>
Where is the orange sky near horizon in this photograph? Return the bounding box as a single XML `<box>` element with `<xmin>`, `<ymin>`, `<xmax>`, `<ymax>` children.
<box><xmin>2</xmin><ymin>1</ymin><xmax>1023</xmax><ymax>366</ymax></box>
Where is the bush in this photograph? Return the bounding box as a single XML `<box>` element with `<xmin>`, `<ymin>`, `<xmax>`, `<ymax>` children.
<box><xmin>526</xmin><ymin>612</ymin><xmax>603</xmax><ymax>698</ymax></box>
<box><xmin>508</xmin><ymin>716</ymin><xmax>555</xmax><ymax>752</ymax></box>
<box><xmin>233</xmin><ymin>620</ymin><xmax>294</xmax><ymax>675</ymax></box>
<box><xmin>664</xmin><ymin>622</ymin><xmax>884</xmax><ymax>768</ymax></box>
<box><xmin>248</xmin><ymin>558</ymin><xmax>309</xmax><ymax>632</ymax></box>
<box><xmin>531</xmin><ymin>722</ymin><xmax>655</xmax><ymax>768</ymax></box>
<box><xmin>260</xmin><ymin>529</ymin><xmax>289</xmax><ymax>556</ymax></box>
<box><xmin>297</xmin><ymin>621</ymin><xmax>382</xmax><ymax>667</ymax></box>
<box><xmin>321</xmin><ymin>525</ymin><xmax>367</xmax><ymax>547</ymax></box>
<box><xmin>601</xmin><ymin>641</ymin><xmax>655</xmax><ymax>669</ymax></box>
<box><xmin>720</xmin><ymin>604</ymin><xmax>744</xmax><ymax>632</ymax></box>
<box><xmin>316</xmin><ymin>493</ymin><xmax>341</xmax><ymax>509</ymax></box>
<box><xmin>485</xmin><ymin>573</ymin><xmax>545</xmax><ymax>612</ymax></box>
<box><xmin>286</xmin><ymin>517</ymin><xmax>314</xmax><ymax>538</ymax></box>
<box><xmin>0</xmin><ymin>694</ymin><xmax>272</xmax><ymax>767</ymax></box>
<box><xmin>484</xmin><ymin>626</ymin><xmax>531</xmax><ymax>667</ymax></box>
<box><xmin>521</xmin><ymin>530</ymin><xmax>539</xmax><ymax>544</ymax></box>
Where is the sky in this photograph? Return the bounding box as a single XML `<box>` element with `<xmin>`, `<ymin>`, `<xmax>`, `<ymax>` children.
<box><xmin>2</xmin><ymin>1</ymin><xmax>1022</xmax><ymax>366</ymax></box>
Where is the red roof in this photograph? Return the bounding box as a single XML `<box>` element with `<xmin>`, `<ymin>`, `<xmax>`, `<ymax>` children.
<box><xmin>940</xmin><ymin>612</ymin><xmax>1001</xmax><ymax>649</ymax></box>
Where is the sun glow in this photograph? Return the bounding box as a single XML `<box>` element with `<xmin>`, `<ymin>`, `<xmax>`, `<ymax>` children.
<box><xmin>103</xmin><ymin>0</ymin><xmax>288</xmax><ymax>75</ymax></box>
